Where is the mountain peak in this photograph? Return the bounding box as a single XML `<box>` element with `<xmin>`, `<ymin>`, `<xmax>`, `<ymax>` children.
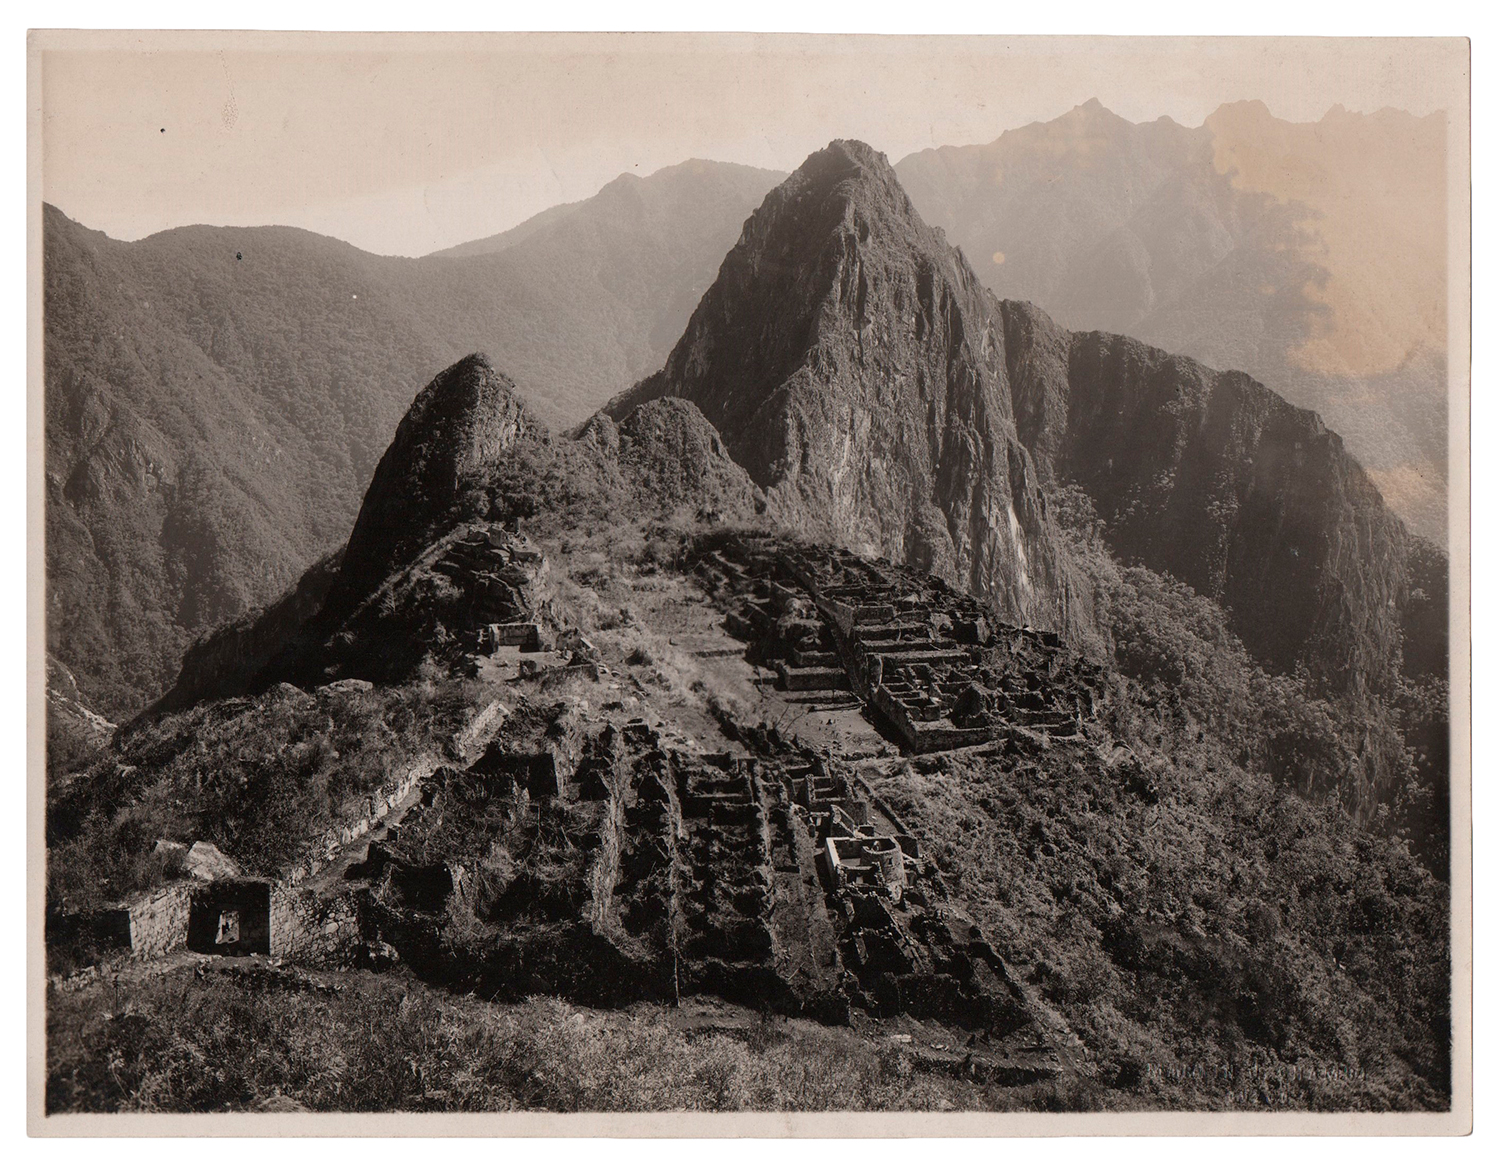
<box><xmin>819</xmin><ymin>138</ymin><xmax>891</xmax><ymax>167</ymax></box>
<box><xmin>1056</xmin><ymin>97</ymin><xmax>1128</xmax><ymax>126</ymax></box>
<box><xmin>334</xmin><ymin>353</ymin><xmax>537</xmax><ymax>600</ymax></box>
<box><xmin>789</xmin><ymin>139</ymin><xmax>903</xmax><ymax>198</ymax></box>
<box><xmin>602</xmin><ymin>142</ymin><xmax>1078</xmax><ymax>632</ymax></box>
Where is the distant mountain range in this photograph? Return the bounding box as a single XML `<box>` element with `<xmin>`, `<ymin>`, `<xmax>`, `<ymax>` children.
<box><xmin>897</xmin><ymin>99</ymin><xmax>1449</xmax><ymax>544</ymax></box>
<box><xmin>43</xmin><ymin>101</ymin><xmax>1449</xmax><ymax>719</ymax></box>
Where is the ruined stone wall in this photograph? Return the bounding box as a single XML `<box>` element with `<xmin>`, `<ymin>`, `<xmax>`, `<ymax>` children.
<box><xmin>869</xmin><ymin>683</ymin><xmax>989</xmax><ymax>752</ymax></box>
<box><xmin>270</xmin><ymin>886</ymin><xmax>366</xmax><ymax>965</ymax></box>
<box><xmin>127</xmin><ymin>883</ymin><xmax>194</xmax><ymax>958</ymax></box>
<box><xmin>285</xmin><ymin>754</ymin><xmax>436</xmax><ymax>886</ymax></box>
<box><xmin>335</xmin><ymin>708</ymin><xmax>504</xmax><ymax>868</ymax></box>
<box><xmin>451</xmin><ymin>699</ymin><xmax>509</xmax><ymax>761</ymax></box>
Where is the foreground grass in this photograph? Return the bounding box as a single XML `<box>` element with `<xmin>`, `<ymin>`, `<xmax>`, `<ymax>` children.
<box><xmin>48</xmin><ymin>966</ymin><xmax>1022</xmax><ymax>1113</ymax></box>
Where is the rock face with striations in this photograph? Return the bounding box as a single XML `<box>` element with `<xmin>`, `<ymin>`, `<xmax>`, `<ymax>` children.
<box><xmin>607</xmin><ymin>140</ymin><xmax>1084</xmax><ymax>634</ymax></box>
<box><xmin>999</xmin><ymin>298</ymin><xmax>1413</xmax><ymax>694</ymax></box>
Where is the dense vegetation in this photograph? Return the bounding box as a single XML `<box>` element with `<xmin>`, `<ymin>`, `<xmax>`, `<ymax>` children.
<box><xmin>44</xmin><ymin>499</ymin><xmax>1451</xmax><ymax>1110</ymax></box>
<box><xmin>828</xmin><ymin>486</ymin><xmax>1447</xmax><ymax>1107</ymax></box>
<box><xmin>46</xmin><ymin>670</ymin><xmax>476</xmax><ymax>915</ymax></box>
<box><xmin>42</xmin><ymin>120</ymin><xmax>1453</xmax><ymax>1115</ymax></box>
<box><xmin>874</xmin><ymin>726</ymin><xmax>1448</xmax><ymax>1109</ymax></box>
<box><xmin>1050</xmin><ymin>485</ymin><xmax>1448</xmax><ymax>877</ymax></box>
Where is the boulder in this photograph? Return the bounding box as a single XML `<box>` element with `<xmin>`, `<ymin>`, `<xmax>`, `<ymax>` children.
<box><xmin>185</xmin><ymin>841</ymin><xmax>241</xmax><ymax>882</ymax></box>
<box><xmin>320</xmin><ymin>678</ymin><xmax>374</xmax><ymax>696</ymax></box>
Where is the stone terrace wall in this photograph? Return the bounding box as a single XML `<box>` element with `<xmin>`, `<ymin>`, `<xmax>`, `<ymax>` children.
<box><xmin>270</xmin><ymin>886</ymin><xmax>366</xmax><ymax>966</ymax></box>
<box><xmin>284</xmin><ymin>753</ymin><xmax>437</xmax><ymax>886</ymax></box>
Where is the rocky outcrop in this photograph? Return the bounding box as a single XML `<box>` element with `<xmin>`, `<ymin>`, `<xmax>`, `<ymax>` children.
<box><xmin>607</xmin><ymin>140</ymin><xmax>1084</xmax><ymax>635</ymax></box>
<box><xmin>44</xmin><ymin>162</ymin><xmax>784</xmax><ymax>718</ymax></box>
<box><xmin>581</xmin><ymin>397</ymin><xmax>765</xmax><ymax>520</ymax></box>
<box><xmin>152</xmin><ymin>129</ymin><xmax>1425</xmax><ymax>712</ymax></box>
<box><xmin>156</xmin><ymin>361</ymin><xmax>772</xmax><ymax>706</ymax></box>
<box><xmin>333</xmin><ymin>354</ymin><xmax>536</xmax><ymax>607</ymax></box>
<box><xmin>1000</xmin><ymin>299</ymin><xmax>1412</xmax><ymax>693</ymax></box>
<box><xmin>157</xmin><ymin>356</ymin><xmax>549</xmax><ymax>702</ymax></box>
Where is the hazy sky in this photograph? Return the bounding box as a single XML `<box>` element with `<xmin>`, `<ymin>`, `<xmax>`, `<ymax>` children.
<box><xmin>39</xmin><ymin>32</ymin><xmax>1468</xmax><ymax>256</ymax></box>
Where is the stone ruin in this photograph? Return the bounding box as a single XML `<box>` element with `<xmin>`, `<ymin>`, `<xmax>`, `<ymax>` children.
<box><xmin>699</xmin><ymin>535</ymin><xmax>1103</xmax><ymax>753</ymax></box>
<box><xmin>50</xmin><ymin>750</ymin><xmax>437</xmax><ymax>971</ymax></box>
<box><xmin>49</xmin><ymin>529</ymin><xmax>1069</xmax><ymax>1080</ymax></box>
<box><xmin>345</xmin><ymin>710</ymin><xmax>1058</xmax><ymax>1079</ymax></box>
<box><xmin>426</xmin><ymin>522</ymin><xmax>552</xmax><ymax>656</ymax></box>
<box><xmin>50</xmin><ymin>707</ymin><xmax>1061</xmax><ymax>1080</ymax></box>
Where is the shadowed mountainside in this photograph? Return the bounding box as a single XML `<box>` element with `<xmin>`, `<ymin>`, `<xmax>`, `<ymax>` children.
<box><xmin>43</xmin><ymin>160</ymin><xmax>782</xmax><ymax>716</ymax></box>
<box><xmin>999</xmin><ymin>300</ymin><xmax>1413</xmax><ymax>695</ymax></box>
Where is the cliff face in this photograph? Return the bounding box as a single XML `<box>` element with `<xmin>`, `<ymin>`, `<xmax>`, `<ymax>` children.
<box><xmin>609</xmin><ymin>140</ymin><xmax>1083</xmax><ymax>634</ymax></box>
<box><xmin>896</xmin><ymin>100</ymin><xmax>1449</xmax><ymax>544</ymax></box>
<box><xmin>1000</xmin><ymin>299</ymin><xmax>1412</xmax><ymax>693</ymax></box>
<box><xmin>152</xmin><ymin>139</ymin><xmax>1425</xmax><ymax>713</ymax></box>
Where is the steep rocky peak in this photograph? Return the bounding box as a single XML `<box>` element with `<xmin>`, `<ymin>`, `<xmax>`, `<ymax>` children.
<box><xmin>334</xmin><ymin>353</ymin><xmax>537</xmax><ymax>602</ymax></box>
<box><xmin>739</xmin><ymin>138</ymin><xmax>952</xmax><ymax>263</ymax></box>
<box><xmin>611</xmin><ymin>137</ymin><xmax>999</xmax><ymax>455</ymax></box>
<box><xmin>602</xmin><ymin>140</ymin><xmax>1080</xmax><ymax>635</ymax></box>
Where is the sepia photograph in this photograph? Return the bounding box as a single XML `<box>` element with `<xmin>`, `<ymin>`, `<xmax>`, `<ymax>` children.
<box><xmin>27</xmin><ymin>26</ymin><xmax>1471</xmax><ymax>1134</ymax></box>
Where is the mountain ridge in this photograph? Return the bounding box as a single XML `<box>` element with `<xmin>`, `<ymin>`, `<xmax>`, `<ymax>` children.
<box><xmin>49</xmin><ymin>342</ymin><xmax>1452</xmax><ymax>1112</ymax></box>
<box><xmin>605</xmin><ymin>138</ymin><xmax>1419</xmax><ymax>696</ymax></box>
<box><xmin>894</xmin><ymin>99</ymin><xmax>1449</xmax><ymax>544</ymax></box>
<box><xmin>43</xmin><ymin>157</ymin><xmax>783</xmax><ymax>716</ymax></box>
<box><xmin>428</xmin><ymin>159</ymin><xmax>784</xmax><ymax>260</ymax></box>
